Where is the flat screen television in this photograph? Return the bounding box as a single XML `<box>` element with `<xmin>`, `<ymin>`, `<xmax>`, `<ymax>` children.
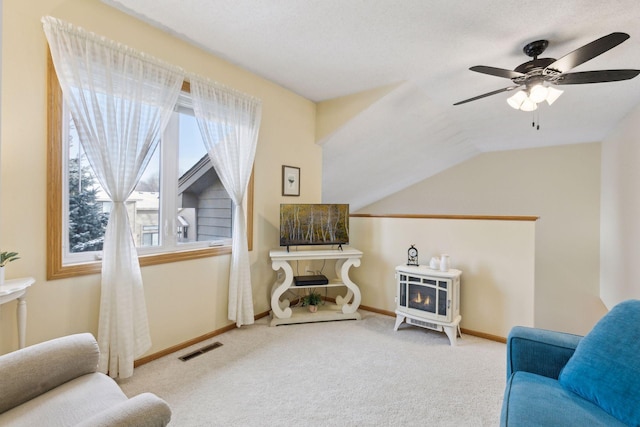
<box><xmin>280</xmin><ymin>204</ymin><xmax>349</xmax><ymax>249</ymax></box>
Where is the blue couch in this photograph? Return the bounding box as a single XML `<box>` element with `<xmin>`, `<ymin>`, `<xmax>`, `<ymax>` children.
<box><xmin>500</xmin><ymin>299</ymin><xmax>640</xmax><ymax>427</ymax></box>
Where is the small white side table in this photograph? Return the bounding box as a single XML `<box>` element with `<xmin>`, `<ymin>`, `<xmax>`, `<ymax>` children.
<box><xmin>0</xmin><ymin>277</ymin><xmax>35</xmax><ymax>349</ymax></box>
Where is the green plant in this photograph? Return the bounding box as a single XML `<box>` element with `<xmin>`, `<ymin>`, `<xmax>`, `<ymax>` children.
<box><xmin>0</xmin><ymin>251</ymin><xmax>19</xmax><ymax>267</ymax></box>
<box><xmin>302</xmin><ymin>291</ymin><xmax>323</xmax><ymax>307</ymax></box>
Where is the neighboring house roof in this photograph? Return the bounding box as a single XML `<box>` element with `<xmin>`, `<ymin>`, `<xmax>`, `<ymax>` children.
<box><xmin>178</xmin><ymin>154</ymin><xmax>217</xmax><ymax>195</ymax></box>
<box><xmin>130</xmin><ymin>191</ymin><xmax>160</xmax><ymax>210</ymax></box>
<box><xmin>177</xmin><ymin>215</ymin><xmax>189</xmax><ymax>227</ymax></box>
<box><xmin>95</xmin><ymin>189</ymin><xmax>160</xmax><ymax>210</ymax></box>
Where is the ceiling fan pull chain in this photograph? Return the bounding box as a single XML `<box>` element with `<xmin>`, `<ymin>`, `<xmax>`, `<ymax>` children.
<box><xmin>532</xmin><ymin>111</ymin><xmax>541</xmax><ymax>130</ymax></box>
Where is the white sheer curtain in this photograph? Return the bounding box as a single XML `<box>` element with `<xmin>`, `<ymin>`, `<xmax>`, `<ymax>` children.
<box><xmin>189</xmin><ymin>74</ymin><xmax>262</xmax><ymax>327</ymax></box>
<box><xmin>42</xmin><ymin>16</ymin><xmax>185</xmax><ymax>378</ymax></box>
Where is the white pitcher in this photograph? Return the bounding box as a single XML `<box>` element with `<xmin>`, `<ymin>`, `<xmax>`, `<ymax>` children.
<box><xmin>429</xmin><ymin>257</ymin><xmax>440</xmax><ymax>269</ymax></box>
<box><xmin>439</xmin><ymin>254</ymin><xmax>450</xmax><ymax>272</ymax></box>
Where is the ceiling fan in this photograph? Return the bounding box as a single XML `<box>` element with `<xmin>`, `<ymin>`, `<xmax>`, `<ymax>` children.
<box><xmin>454</xmin><ymin>32</ymin><xmax>640</xmax><ymax>111</ymax></box>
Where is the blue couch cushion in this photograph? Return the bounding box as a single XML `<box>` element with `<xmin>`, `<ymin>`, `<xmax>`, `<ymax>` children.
<box><xmin>502</xmin><ymin>371</ymin><xmax>626</xmax><ymax>426</ymax></box>
<box><xmin>559</xmin><ymin>299</ymin><xmax>640</xmax><ymax>426</ymax></box>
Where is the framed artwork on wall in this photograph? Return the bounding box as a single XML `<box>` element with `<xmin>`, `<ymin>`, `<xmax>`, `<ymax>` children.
<box><xmin>282</xmin><ymin>165</ymin><xmax>300</xmax><ymax>196</ymax></box>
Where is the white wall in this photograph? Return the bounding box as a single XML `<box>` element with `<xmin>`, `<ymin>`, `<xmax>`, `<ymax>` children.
<box><xmin>600</xmin><ymin>103</ymin><xmax>640</xmax><ymax>307</ymax></box>
<box><xmin>348</xmin><ymin>216</ymin><xmax>536</xmax><ymax>338</ymax></box>
<box><xmin>361</xmin><ymin>143</ymin><xmax>606</xmax><ymax>335</ymax></box>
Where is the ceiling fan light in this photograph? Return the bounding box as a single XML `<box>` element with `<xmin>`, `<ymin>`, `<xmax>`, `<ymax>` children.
<box><xmin>519</xmin><ymin>98</ymin><xmax>537</xmax><ymax>112</ymax></box>
<box><xmin>545</xmin><ymin>86</ymin><xmax>564</xmax><ymax>105</ymax></box>
<box><xmin>529</xmin><ymin>84</ymin><xmax>549</xmax><ymax>103</ymax></box>
<box><xmin>507</xmin><ymin>90</ymin><xmax>527</xmax><ymax>109</ymax></box>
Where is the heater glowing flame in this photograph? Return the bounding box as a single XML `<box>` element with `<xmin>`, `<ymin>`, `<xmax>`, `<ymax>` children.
<box><xmin>412</xmin><ymin>292</ymin><xmax>430</xmax><ymax>306</ymax></box>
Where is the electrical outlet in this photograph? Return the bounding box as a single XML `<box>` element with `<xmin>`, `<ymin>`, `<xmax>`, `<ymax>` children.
<box><xmin>305</xmin><ymin>266</ymin><xmax>313</xmax><ymax>274</ymax></box>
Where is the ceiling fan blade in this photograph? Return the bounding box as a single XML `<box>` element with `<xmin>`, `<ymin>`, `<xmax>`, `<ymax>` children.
<box><xmin>556</xmin><ymin>69</ymin><xmax>640</xmax><ymax>85</ymax></box>
<box><xmin>453</xmin><ymin>85</ymin><xmax>521</xmax><ymax>106</ymax></box>
<box><xmin>546</xmin><ymin>32</ymin><xmax>630</xmax><ymax>73</ymax></box>
<box><xmin>470</xmin><ymin>66</ymin><xmax>525</xmax><ymax>79</ymax></box>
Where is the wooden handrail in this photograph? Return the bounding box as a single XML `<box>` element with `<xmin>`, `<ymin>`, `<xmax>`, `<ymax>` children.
<box><xmin>350</xmin><ymin>213</ymin><xmax>538</xmax><ymax>221</ymax></box>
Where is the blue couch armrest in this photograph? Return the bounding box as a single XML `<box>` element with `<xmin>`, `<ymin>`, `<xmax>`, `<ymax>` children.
<box><xmin>506</xmin><ymin>326</ymin><xmax>582</xmax><ymax>380</ymax></box>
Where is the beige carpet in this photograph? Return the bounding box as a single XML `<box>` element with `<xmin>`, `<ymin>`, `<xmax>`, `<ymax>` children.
<box><xmin>118</xmin><ymin>311</ymin><xmax>506</xmax><ymax>426</ymax></box>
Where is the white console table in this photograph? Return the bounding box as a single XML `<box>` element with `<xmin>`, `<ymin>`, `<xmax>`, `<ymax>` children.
<box><xmin>269</xmin><ymin>247</ymin><xmax>363</xmax><ymax>326</ymax></box>
<box><xmin>0</xmin><ymin>277</ymin><xmax>36</xmax><ymax>349</ymax></box>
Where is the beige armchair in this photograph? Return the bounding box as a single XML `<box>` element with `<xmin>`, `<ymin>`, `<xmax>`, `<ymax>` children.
<box><xmin>0</xmin><ymin>333</ymin><xmax>171</xmax><ymax>426</ymax></box>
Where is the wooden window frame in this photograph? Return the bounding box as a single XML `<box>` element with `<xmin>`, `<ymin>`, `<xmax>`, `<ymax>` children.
<box><xmin>46</xmin><ymin>55</ymin><xmax>253</xmax><ymax>280</ymax></box>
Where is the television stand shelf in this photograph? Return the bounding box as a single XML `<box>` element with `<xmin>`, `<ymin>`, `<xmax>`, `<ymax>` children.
<box><xmin>269</xmin><ymin>246</ymin><xmax>363</xmax><ymax>326</ymax></box>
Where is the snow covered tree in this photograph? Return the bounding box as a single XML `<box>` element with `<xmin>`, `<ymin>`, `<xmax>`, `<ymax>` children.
<box><xmin>68</xmin><ymin>157</ymin><xmax>109</xmax><ymax>252</ymax></box>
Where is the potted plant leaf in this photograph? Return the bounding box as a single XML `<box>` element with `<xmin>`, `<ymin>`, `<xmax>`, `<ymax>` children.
<box><xmin>0</xmin><ymin>251</ymin><xmax>20</xmax><ymax>285</ymax></box>
<box><xmin>302</xmin><ymin>291</ymin><xmax>323</xmax><ymax>313</ymax></box>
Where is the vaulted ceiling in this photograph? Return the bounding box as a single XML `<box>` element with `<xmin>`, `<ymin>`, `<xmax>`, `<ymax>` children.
<box><xmin>103</xmin><ymin>0</ymin><xmax>640</xmax><ymax>210</ymax></box>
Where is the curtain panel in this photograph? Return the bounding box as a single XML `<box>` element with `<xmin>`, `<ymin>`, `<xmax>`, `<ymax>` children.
<box><xmin>189</xmin><ymin>74</ymin><xmax>262</xmax><ymax>327</ymax></box>
<box><xmin>42</xmin><ymin>16</ymin><xmax>185</xmax><ymax>378</ymax></box>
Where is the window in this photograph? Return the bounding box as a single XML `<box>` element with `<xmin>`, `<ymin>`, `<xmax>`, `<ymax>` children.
<box><xmin>47</xmin><ymin>56</ymin><xmax>254</xmax><ymax>279</ymax></box>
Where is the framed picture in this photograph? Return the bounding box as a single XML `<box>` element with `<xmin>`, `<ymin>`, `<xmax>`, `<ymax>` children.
<box><xmin>282</xmin><ymin>165</ymin><xmax>300</xmax><ymax>196</ymax></box>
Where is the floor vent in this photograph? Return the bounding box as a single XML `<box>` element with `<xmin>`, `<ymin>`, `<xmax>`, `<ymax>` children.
<box><xmin>178</xmin><ymin>342</ymin><xmax>223</xmax><ymax>362</ymax></box>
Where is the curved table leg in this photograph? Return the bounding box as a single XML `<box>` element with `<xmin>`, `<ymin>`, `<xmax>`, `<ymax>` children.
<box><xmin>270</xmin><ymin>259</ymin><xmax>294</xmax><ymax>320</ymax></box>
<box><xmin>334</xmin><ymin>257</ymin><xmax>361</xmax><ymax>314</ymax></box>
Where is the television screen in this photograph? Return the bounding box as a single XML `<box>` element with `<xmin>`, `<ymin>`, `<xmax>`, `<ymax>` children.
<box><xmin>280</xmin><ymin>204</ymin><xmax>349</xmax><ymax>248</ymax></box>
